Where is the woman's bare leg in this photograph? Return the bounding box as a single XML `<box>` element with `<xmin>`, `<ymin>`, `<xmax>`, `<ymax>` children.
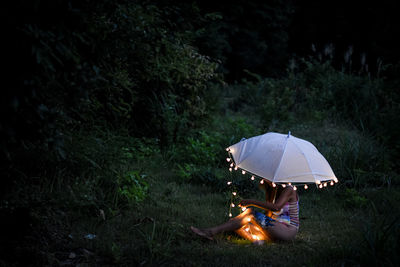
<box><xmin>266</xmin><ymin>222</ymin><xmax>297</xmax><ymax>241</ymax></box>
<box><xmin>191</xmin><ymin>208</ymin><xmax>254</xmax><ymax>238</ymax></box>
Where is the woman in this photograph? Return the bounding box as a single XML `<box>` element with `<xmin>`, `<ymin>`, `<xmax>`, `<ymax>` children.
<box><xmin>190</xmin><ymin>179</ymin><xmax>299</xmax><ymax>242</ymax></box>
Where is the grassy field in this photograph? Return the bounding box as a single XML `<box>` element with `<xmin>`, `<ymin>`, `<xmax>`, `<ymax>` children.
<box><xmin>60</xmin><ymin>158</ymin><xmax>399</xmax><ymax>266</ymax></box>
<box><xmin>38</xmin><ymin>107</ymin><xmax>397</xmax><ymax>266</ymax></box>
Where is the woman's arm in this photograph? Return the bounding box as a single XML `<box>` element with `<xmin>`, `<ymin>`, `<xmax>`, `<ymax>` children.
<box><xmin>239</xmin><ymin>187</ymin><xmax>294</xmax><ymax>211</ymax></box>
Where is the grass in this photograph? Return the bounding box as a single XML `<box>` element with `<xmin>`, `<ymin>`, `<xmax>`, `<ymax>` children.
<box><xmin>60</xmin><ymin>159</ymin><xmax>397</xmax><ymax>266</ymax></box>
<box><xmin>2</xmin><ymin>115</ymin><xmax>394</xmax><ymax>267</ymax></box>
<box><xmin>2</xmin><ymin>136</ymin><xmax>397</xmax><ymax>266</ymax></box>
<box><xmin>35</xmin><ymin>114</ymin><xmax>397</xmax><ymax>266</ymax></box>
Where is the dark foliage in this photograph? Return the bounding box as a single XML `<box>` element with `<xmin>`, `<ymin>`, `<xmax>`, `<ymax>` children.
<box><xmin>1</xmin><ymin>0</ymin><xmax>400</xmax><ymax>265</ymax></box>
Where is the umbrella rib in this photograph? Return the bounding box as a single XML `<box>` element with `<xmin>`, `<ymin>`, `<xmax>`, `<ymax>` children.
<box><xmin>272</xmin><ymin>136</ymin><xmax>290</xmax><ymax>183</ymax></box>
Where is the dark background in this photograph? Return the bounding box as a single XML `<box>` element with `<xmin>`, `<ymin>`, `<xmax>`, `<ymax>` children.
<box><xmin>1</xmin><ymin>0</ymin><xmax>399</xmax><ymax>265</ymax></box>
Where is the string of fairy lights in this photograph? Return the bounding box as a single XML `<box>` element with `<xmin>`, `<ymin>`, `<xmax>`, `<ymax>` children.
<box><xmin>225</xmin><ymin>147</ymin><xmax>339</xmax><ymax>217</ymax></box>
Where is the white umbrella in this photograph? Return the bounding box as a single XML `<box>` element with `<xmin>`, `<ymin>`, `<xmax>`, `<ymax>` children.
<box><xmin>226</xmin><ymin>131</ymin><xmax>338</xmax><ymax>187</ymax></box>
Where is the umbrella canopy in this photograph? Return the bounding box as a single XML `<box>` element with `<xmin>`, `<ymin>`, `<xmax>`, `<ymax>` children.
<box><xmin>227</xmin><ymin>132</ymin><xmax>337</xmax><ymax>185</ymax></box>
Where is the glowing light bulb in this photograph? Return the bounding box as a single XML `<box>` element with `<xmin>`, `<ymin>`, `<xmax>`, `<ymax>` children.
<box><xmin>252</xmin><ymin>235</ymin><xmax>257</xmax><ymax>240</ymax></box>
<box><xmin>304</xmin><ymin>185</ymin><xmax>308</xmax><ymax>190</ymax></box>
<box><xmin>316</xmin><ymin>180</ymin><xmax>321</xmax><ymax>184</ymax></box>
<box><xmin>319</xmin><ymin>184</ymin><xmax>323</xmax><ymax>188</ymax></box>
<box><xmin>251</xmin><ymin>176</ymin><xmax>255</xmax><ymax>181</ymax></box>
<box><xmin>242</xmin><ymin>170</ymin><xmax>246</xmax><ymax>175</ymax></box>
<box><xmin>229</xmin><ymin>213</ymin><xmax>232</xmax><ymax>217</ymax></box>
<box><xmin>330</xmin><ymin>181</ymin><xmax>334</xmax><ymax>186</ymax></box>
<box><xmin>227</xmin><ymin>181</ymin><xmax>232</xmax><ymax>185</ymax></box>
<box><xmin>232</xmin><ymin>192</ymin><xmax>237</xmax><ymax>196</ymax></box>
<box><xmin>288</xmin><ymin>182</ymin><xmax>292</xmax><ymax>186</ymax></box>
<box><xmin>247</xmin><ymin>217</ymin><xmax>251</xmax><ymax>222</ymax></box>
<box><xmin>230</xmin><ymin>163</ymin><xmax>234</xmax><ymax>167</ymax></box>
<box><xmin>272</xmin><ymin>182</ymin><xmax>276</xmax><ymax>187</ymax></box>
<box><xmin>260</xmin><ymin>180</ymin><xmax>264</xmax><ymax>184</ymax></box>
<box><xmin>293</xmin><ymin>186</ymin><xmax>297</xmax><ymax>191</ymax></box>
<box><xmin>324</xmin><ymin>182</ymin><xmax>327</xmax><ymax>187</ymax></box>
<box><xmin>234</xmin><ymin>166</ymin><xmax>238</xmax><ymax>170</ymax></box>
<box><xmin>245</xmin><ymin>227</ymin><xmax>250</xmax><ymax>232</ymax></box>
<box><xmin>334</xmin><ymin>178</ymin><xmax>338</xmax><ymax>183</ymax></box>
<box><xmin>226</xmin><ymin>158</ymin><xmax>231</xmax><ymax>162</ymax></box>
<box><xmin>241</xmin><ymin>207</ymin><xmax>247</xmax><ymax>211</ymax></box>
<box><xmin>282</xmin><ymin>184</ymin><xmax>286</xmax><ymax>188</ymax></box>
<box><xmin>229</xmin><ymin>168</ymin><xmax>232</xmax><ymax>172</ymax></box>
<box><xmin>226</xmin><ymin>148</ymin><xmax>230</xmax><ymax>151</ymax></box>
<box><xmin>231</xmin><ymin>203</ymin><xmax>235</xmax><ymax>207</ymax></box>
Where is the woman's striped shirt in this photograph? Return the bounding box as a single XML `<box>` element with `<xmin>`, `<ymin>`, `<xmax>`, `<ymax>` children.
<box><xmin>271</xmin><ymin>200</ymin><xmax>299</xmax><ymax>229</ymax></box>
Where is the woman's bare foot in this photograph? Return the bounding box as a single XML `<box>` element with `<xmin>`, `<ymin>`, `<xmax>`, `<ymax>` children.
<box><xmin>190</xmin><ymin>226</ymin><xmax>213</xmax><ymax>240</ymax></box>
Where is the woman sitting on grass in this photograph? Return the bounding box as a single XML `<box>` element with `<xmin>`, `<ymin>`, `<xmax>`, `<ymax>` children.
<box><xmin>191</xmin><ymin>179</ymin><xmax>299</xmax><ymax>242</ymax></box>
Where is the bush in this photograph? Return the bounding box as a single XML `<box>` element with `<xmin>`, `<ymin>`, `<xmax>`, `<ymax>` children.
<box><xmin>2</xmin><ymin>0</ymin><xmax>219</xmax><ymax>169</ymax></box>
<box><xmin>117</xmin><ymin>170</ymin><xmax>149</xmax><ymax>205</ymax></box>
<box><xmin>172</xmin><ymin>116</ymin><xmax>261</xmax><ymax>191</ymax></box>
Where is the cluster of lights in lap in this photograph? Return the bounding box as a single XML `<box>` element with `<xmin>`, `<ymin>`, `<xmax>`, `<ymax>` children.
<box><xmin>225</xmin><ymin>147</ymin><xmax>338</xmax><ymax>217</ymax></box>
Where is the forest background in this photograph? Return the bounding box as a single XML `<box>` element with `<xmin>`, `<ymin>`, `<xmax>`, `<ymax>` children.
<box><xmin>2</xmin><ymin>0</ymin><xmax>400</xmax><ymax>266</ymax></box>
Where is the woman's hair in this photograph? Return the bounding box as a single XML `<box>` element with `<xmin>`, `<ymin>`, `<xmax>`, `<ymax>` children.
<box><xmin>259</xmin><ymin>180</ymin><xmax>278</xmax><ymax>203</ymax></box>
<box><xmin>259</xmin><ymin>180</ymin><xmax>279</xmax><ymax>217</ymax></box>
